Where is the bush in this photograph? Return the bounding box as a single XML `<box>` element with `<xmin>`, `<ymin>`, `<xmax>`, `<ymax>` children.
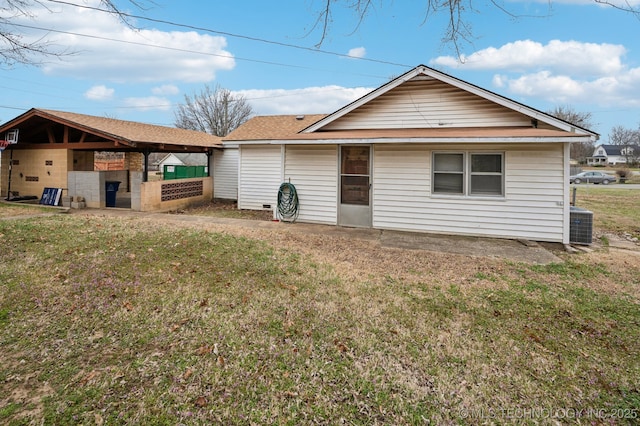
<box><xmin>616</xmin><ymin>168</ymin><xmax>631</xmax><ymax>183</ymax></box>
<box><xmin>628</xmin><ymin>170</ymin><xmax>640</xmax><ymax>183</ymax></box>
<box><xmin>616</xmin><ymin>168</ymin><xmax>630</xmax><ymax>178</ymax></box>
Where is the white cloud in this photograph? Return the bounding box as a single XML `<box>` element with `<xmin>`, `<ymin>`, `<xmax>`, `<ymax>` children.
<box><xmin>234</xmin><ymin>86</ymin><xmax>373</xmax><ymax>115</ymax></box>
<box><xmin>152</xmin><ymin>85</ymin><xmax>180</xmax><ymax>95</ymax></box>
<box><xmin>123</xmin><ymin>97</ymin><xmax>172</xmax><ymax>111</ymax></box>
<box><xmin>347</xmin><ymin>47</ymin><xmax>366</xmax><ymax>59</ymax></box>
<box><xmin>84</xmin><ymin>85</ymin><xmax>114</xmax><ymax>101</ymax></box>
<box><xmin>431</xmin><ymin>40</ymin><xmax>626</xmax><ymax>77</ymax></box>
<box><xmin>494</xmin><ymin>69</ymin><xmax>640</xmax><ymax>107</ymax></box>
<box><xmin>430</xmin><ymin>38</ymin><xmax>640</xmax><ymax>111</ymax></box>
<box><xmin>19</xmin><ymin>1</ymin><xmax>234</xmax><ymax>83</ymax></box>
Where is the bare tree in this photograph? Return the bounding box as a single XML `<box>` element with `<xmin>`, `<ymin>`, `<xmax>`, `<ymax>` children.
<box><xmin>0</xmin><ymin>0</ymin><xmax>151</xmax><ymax>66</ymax></box>
<box><xmin>309</xmin><ymin>0</ymin><xmax>474</xmax><ymax>55</ymax></box>
<box><xmin>547</xmin><ymin>105</ymin><xmax>595</xmax><ymax>164</ymax></box>
<box><xmin>309</xmin><ymin>1</ymin><xmax>640</xmax><ymax>54</ymax></box>
<box><xmin>174</xmin><ymin>85</ymin><xmax>254</xmax><ymax>137</ymax></box>
<box><xmin>608</xmin><ymin>125</ymin><xmax>640</xmax><ymax>145</ymax></box>
<box><xmin>548</xmin><ymin>105</ymin><xmax>594</xmax><ymax>129</ymax></box>
<box><xmin>608</xmin><ymin>124</ymin><xmax>640</xmax><ymax>165</ymax></box>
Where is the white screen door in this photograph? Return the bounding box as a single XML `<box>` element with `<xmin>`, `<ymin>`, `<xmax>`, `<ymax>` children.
<box><xmin>339</xmin><ymin>146</ymin><xmax>371</xmax><ymax>227</ymax></box>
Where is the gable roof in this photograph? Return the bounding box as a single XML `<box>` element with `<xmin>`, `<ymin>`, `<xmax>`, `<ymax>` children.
<box><xmin>302</xmin><ymin>65</ymin><xmax>598</xmax><ymax>137</ymax></box>
<box><xmin>0</xmin><ymin>108</ymin><xmax>222</xmax><ymax>151</ymax></box>
<box><xmin>594</xmin><ymin>144</ymin><xmax>640</xmax><ymax>156</ymax></box>
<box><xmin>224</xmin><ymin>65</ymin><xmax>598</xmax><ymax>144</ymax></box>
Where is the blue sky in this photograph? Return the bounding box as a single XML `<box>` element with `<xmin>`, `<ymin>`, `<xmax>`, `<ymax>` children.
<box><xmin>1</xmin><ymin>0</ymin><xmax>640</xmax><ymax>141</ymax></box>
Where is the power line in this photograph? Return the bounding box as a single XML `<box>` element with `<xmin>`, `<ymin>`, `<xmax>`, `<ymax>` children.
<box><xmin>10</xmin><ymin>23</ymin><xmax>303</xmax><ymax>70</ymax></box>
<box><xmin>0</xmin><ymin>83</ymin><xmax>369</xmax><ymax>114</ymax></box>
<box><xmin>11</xmin><ymin>21</ymin><xmax>393</xmax><ymax>81</ymax></box>
<box><xmin>44</xmin><ymin>0</ymin><xmax>412</xmax><ymax>69</ymax></box>
<box><xmin>2</xmin><ymin>1</ymin><xmax>408</xmax><ymax>120</ymax></box>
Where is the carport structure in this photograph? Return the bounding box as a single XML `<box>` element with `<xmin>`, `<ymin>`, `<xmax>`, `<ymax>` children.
<box><xmin>0</xmin><ymin>108</ymin><xmax>222</xmax><ymax>210</ymax></box>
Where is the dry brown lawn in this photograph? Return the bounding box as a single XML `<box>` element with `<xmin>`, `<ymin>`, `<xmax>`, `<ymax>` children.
<box><xmin>1</xmin><ymin>201</ymin><xmax>639</xmax><ymax>424</ymax></box>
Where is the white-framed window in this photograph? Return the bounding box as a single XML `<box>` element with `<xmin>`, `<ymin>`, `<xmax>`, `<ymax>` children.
<box><xmin>433</xmin><ymin>153</ymin><xmax>464</xmax><ymax>194</ymax></box>
<box><xmin>433</xmin><ymin>152</ymin><xmax>504</xmax><ymax>197</ymax></box>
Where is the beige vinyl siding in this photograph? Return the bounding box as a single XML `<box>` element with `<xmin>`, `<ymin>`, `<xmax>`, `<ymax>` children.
<box><xmin>324</xmin><ymin>77</ymin><xmax>531</xmax><ymax>130</ymax></box>
<box><xmin>373</xmin><ymin>143</ymin><xmax>566</xmax><ymax>242</ymax></box>
<box><xmin>213</xmin><ymin>148</ymin><xmax>238</xmax><ymax>200</ymax></box>
<box><xmin>238</xmin><ymin>145</ymin><xmax>282</xmax><ymax>210</ymax></box>
<box><xmin>284</xmin><ymin>145</ymin><xmax>337</xmax><ymax>224</ymax></box>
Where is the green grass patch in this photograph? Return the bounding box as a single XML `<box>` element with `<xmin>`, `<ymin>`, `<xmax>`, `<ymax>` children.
<box><xmin>572</xmin><ymin>187</ymin><xmax>640</xmax><ymax>238</ymax></box>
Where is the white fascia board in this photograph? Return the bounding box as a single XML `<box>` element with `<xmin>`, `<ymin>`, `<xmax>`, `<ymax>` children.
<box><xmin>232</xmin><ymin>136</ymin><xmax>594</xmax><ymax>145</ymax></box>
<box><xmin>220</xmin><ymin>142</ymin><xmax>239</xmax><ymax>149</ymax></box>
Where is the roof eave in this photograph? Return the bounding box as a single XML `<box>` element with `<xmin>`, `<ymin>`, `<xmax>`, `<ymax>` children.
<box><xmin>230</xmin><ymin>136</ymin><xmax>593</xmax><ymax>145</ymax></box>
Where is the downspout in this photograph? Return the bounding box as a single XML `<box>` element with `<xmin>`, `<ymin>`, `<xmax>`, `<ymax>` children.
<box><xmin>207</xmin><ymin>149</ymin><xmax>214</xmax><ymax>202</ymax></box>
<box><xmin>562</xmin><ymin>142</ymin><xmax>571</xmax><ymax>245</ymax></box>
<box><xmin>5</xmin><ymin>146</ymin><xmax>13</xmax><ymax>200</ymax></box>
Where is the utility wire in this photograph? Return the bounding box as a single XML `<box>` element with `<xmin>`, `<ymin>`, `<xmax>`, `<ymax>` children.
<box><xmin>44</xmin><ymin>0</ymin><xmax>412</xmax><ymax>69</ymax></box>
<box><xmin>3</xmin><ymin>2</ymin><xmax>409</xmax><ymax>122</ymax></box>
<box><xmin>11</xmin><ymin>22</ymin><xmax>308</xmax><ymax>71</ymax></box>
<box><xmin>11</xmin><ymin>21</ymin><xmax>392</xmax><ymax>81</ymax></box>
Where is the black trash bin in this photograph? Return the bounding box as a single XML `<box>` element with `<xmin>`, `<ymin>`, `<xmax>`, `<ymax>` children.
<box><xmin>105</xmin><ymin>181</ymin><xmax>121</xmax><ymax>207</ymax></box>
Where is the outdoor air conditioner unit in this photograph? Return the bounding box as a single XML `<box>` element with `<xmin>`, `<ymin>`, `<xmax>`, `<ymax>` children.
<box><xmin>570</xmin><ymin>206</ymin><xmax>593</xmax><ymax>245</ymax></box>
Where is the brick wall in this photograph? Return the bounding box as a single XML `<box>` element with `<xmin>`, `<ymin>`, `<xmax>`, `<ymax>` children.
<box><xmin>1</xmin><ymin>149</ymin><xmax>70</xmax><ymax>198</ymax></box>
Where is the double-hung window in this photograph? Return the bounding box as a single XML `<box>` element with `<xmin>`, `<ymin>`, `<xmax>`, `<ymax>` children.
<box><xmin>433</xmin><ymin>153</ymin><xmax>464</xmax><ymax>194</ymax></box>
<box><xmin>433</xmin><ymin>152</ymin><xmax>504</xmax><ymax>197</ymax></box>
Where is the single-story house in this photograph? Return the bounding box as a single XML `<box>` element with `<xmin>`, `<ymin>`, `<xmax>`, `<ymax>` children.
<box><xmin>224</xmin><ymin>65</ymin><xmax>598</xmax><ymax>244</ymax></box>
<box><xmin>0</xmin><ymin>108</ymin><xmax>223</xmax><ymax>210</ymax></box>
<box><xmin>587</xmin><ymin>144</ymin><xmax>640</xmax><ymax>166</ymax></box>
<box><xmin>153</xmin><ymin>152</ymin><xmax>209</xmax><ymax>172</ymax></box>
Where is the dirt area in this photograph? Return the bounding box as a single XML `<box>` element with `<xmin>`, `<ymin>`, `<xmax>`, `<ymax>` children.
<box><xmin>170</xmin><ymin>199</ymin><xmax>274</xmax><ymax>221</ymax></box>
<box><xmin>8</xmin><ymin>199</ymin><xmax>640</xmax><ymax>276</ymax></box>
<box><xmin>61</xmin><ymin>205</ymin><xmax>640</xmax><ymax>303</ymax></box>
<box><xmin>66</xmin><ymin>203</ymin><xmax>569</xmax><ymax>268</ymax></box>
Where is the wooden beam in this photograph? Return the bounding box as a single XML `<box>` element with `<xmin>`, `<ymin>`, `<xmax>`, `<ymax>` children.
<box><xmin>46</xmin><ymin>126</ymin><xmax>56</xmax><ymax>144</ymax></box>
<box><xmin>63</xmin><ymin>126</ymin><xmax>69</xmax><ymax>144</ymax></box>
<box><xmin>13</xmin><ymin>142</ymin><xmax>127</xmax><ymax>150</ymax></box>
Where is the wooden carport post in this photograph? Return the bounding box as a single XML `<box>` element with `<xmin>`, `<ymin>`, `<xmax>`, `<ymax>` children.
<box><xmin>206</xmin><ymin>149</ymin><xmax>213</xmax><ymax>177</ymax></box>
<box><xmin>143</xmin><ymin>149</ymin><xmax>150</xmax><ymax>182</ymax></box>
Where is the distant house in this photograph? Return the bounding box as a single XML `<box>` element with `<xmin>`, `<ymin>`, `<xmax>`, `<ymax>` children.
<box><xmin>224</xmin><ymin>65</ymin><xmax>598</xmax><ymax>244</ymax></box>
<box><xmin>587</xmin><ymin>144</ymin><xmax>640</xmax><ymax>166</ymax></box>
<box><xmin>156</xmin><ymin>153</ymin><xmax>209</xmax><ymax>171</ymax></box>
<box><xmin>152</xmin><ymin>150</ymin><xmax>237</xmax><ymax>199</ymax></box>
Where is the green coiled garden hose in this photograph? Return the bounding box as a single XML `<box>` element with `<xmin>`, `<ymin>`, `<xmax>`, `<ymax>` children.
<box><xmin>277</xmin><ymin>182</ymin><xmax>299</xmax><ymax>223</ymax></box>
